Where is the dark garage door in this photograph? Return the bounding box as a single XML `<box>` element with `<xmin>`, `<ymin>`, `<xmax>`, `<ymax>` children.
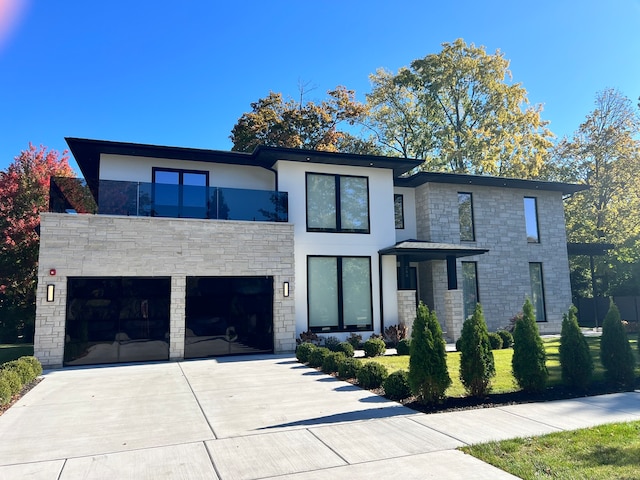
<box><xmin>64</xmin><ymin>277</ymin><xmax>170</xmax><ymax>366</ymax></box>
<box><xmin>185</xmin><ymin>276</ymin><xmax>273</xmax><ymax>358</ymax></box>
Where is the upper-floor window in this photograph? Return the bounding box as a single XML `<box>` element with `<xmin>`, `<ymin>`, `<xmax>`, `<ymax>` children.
<box><xmin>394</xmin><ymin>194</ymin><xmax>404</xmax><ymax>229</ymax></box>
<box><xmin>306</xmin><ymin>173</ymin><xmax>370</xmax><ymax>233</ymax></box>
<box><xmin>524</xmin><ymin>197</ymin><xmax>540</xmax><ymax>243</ymax></box>
<box><xmin>153</xmin><ymin>167</ymin><xmax>209</xmax><ymax>218</ymax></box>
<box><xmin>458</xmin><ymin>192</ymin><xmax>475</xmax><ymax>241</ymax></box>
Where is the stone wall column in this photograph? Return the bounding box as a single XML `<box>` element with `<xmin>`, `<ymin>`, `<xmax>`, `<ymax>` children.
<box><xmin>34</xmin><ymin>274</ymin><xmax>66</xmax><ymax>369</ymax></box>
<box><xmin>169</xmin><ymin>276</ymin><xmax>186</xmax><ymax>361</ymax></box>
<box><xmin>444</xmin><ymin>289</ymin><xmax>464</xmax><ymax>342</ymax></box>
<box><xmin>397</xmin><ymin>290</ymin><xmax>417</xmax><ymax>337</ymax></box>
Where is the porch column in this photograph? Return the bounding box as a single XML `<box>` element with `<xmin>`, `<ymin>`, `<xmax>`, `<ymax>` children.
<box><xmin>169</xmin><ymin>276</ymin><xmax>186</xmax><ymax>361</ymax></box>
<box><xmin>397</xmin><ymin>290</ymin><xmax>417</xmax><ymax>337</ymax></box>
<box><xmin>444</xmin><ymin>289</ymin><xmax>464</xmax><ymax>342</ymax></box>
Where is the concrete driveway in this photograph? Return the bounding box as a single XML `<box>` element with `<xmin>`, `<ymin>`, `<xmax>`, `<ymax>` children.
<box><xmin>0</xmin><ymin>355</ymin><xmax>639</xmax><ymax>479</ymax></box>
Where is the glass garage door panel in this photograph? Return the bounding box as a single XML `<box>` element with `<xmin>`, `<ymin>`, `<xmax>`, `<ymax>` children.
<box><xmin>64</xmin><ymin>277</ymin><xmax>170</xmax><ymax>366</ymax></box>
<box><xmin>185</xmin><ymin>277</ymin><xmax>274</xmax><ymax>358</ymax></box>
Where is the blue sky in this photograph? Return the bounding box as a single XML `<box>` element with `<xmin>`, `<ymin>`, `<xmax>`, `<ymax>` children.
<box><xmin>1</xmin><ymin>0</ymin><xmax>639</xmax><ymax>173</ymax></box>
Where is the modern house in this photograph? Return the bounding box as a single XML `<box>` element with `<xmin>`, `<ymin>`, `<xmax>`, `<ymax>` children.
<box><xmin>34</xmin><ymin>138</ymin><xmax>585</xmax><ymax>368</ymax></box>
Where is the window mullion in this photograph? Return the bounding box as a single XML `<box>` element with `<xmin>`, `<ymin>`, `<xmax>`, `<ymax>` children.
<box><xmin>335</xmin><ymin>176</ymin><xmax>341</xmax><ymax>232</ymax></box>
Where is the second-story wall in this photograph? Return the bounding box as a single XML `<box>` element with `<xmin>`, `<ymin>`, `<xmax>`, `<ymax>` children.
<box><xmin>99</xmin><ymin>153</ymin><xmax>276</xmax><ymax>190</ymax></box>
<box><xmin>414</xmin><ymin>182</ymin><xmax>572</xmax><ymax>332</ymax></box>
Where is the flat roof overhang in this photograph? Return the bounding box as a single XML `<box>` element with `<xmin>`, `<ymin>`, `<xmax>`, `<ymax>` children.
<box><xmin>395</xmin><ymin>171</ymin><xmax>588</xmax><ymax>195</ymax></box>
<box><xmin>379</xmin><ymin>240</ymin><xmax>489</xmax><ymax>262</ymax></box>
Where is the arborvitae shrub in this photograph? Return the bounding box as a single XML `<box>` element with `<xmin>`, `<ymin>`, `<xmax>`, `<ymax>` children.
<box><xmin>455</xmin><ymin>338</ymin><xmax>462</xmax><ymax>352</ymax></box>
<box><xmin>323</xmin><ymin>336</ymin><xmax>341</xmax><ymax>352</ymax></box>
<box><xmin>0</xmin><ymin>369</ymin><xmax>22</xmax><ymax>396</ymax></box>
<box><xmin>512</xmin><ymin>299</ymin><xmax>548</xmax><ymax>393</ymax></box>
<box><xmin>600</xmin><ymin>302</ymin><xmax>636</xmax><ymax>388</ymax></box>
<box><xmin>322</xmin><ymin>352</ymin><xmax>346</xmax><ymax>374</ymax></box>
<box><xmin>307</xmin><ymin>347</ymin><xmax>331</xmax><ymax>368</ymax></box>
<box><xmin>356</xmin><ymin>362</ymin><xmax>389</xmax><ymax>389</ymax></box>
<box><xmin>459</xmin><ymin>304</ymin><xmax>496</xmax><ymax>397</ymax></box>
<box><xmin>488</xmin><ymin>332</ymin><xmax>503</xmax><ymax>350</ymax></box>
<box><xmin>396</xmin><ymin>338</ymin><xmax>411</xmax><ymax>356</ymax></box>
<box><xmin>559</xmin><ymin>305</ymin><xmax>593</xmax><ymax>390</ymax></box>
<box><xmin>1</xmin><ymin>359</ymin><xmax>35</xmax><ymax>384</ymax></box>
<box><xmin>363</xmin><ymin>338</ymin><xmax>386</xmax><ymax>357</ymax></box>
<box><xmin>497</xmin><ymin>330</ymin><xmax>514</xmax><ymax>348</ymax></box>
<box><xmin>296</xmin><ymin>342</ymin><xmax>316</xmax><ymax>363</ymax></box>
<box><xmin>336</xmin><ymin>342</ymin><xmax>354</xmax><ymax>358</ymax></box>
<box><xmin>408</xmin><ymin>302</ymin><xmax>451</xmax><ymax>404</ymax></box>
<box><xmin>19</xmin><ymin>356</ymin><xmax>43</xmax><ymax>377</ymax></box>
<box><xmin>383</xmin><ymin>370</ymin><xmax>411</xmax><ymax>400</ymax></box>
<box><xmin>337</xmin><ymin>357</ymin><xmax>362</xmax><ymax>380</ymax></box>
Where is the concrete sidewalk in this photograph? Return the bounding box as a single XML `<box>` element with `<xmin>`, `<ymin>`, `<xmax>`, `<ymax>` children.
<box><xmin>0</xmin><ymin>355</ymin><xmax>638</xmax><ymax>479</ymax></box>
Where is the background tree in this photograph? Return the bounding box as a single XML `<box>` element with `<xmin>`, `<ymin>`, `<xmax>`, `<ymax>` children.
<box><xmin>408</xmin><ymin>302</ymin><xmax>451</xmax><ymax>404</ymax></box>
<box><xmin>556</xmin><ymin>89</ymin><xmax>640</xmax><ymax>298</ymax></box>
<box><xmin>600</xmin><ymin>301</ymin><xmax>636</xmax><ymax>388</ymax></box>
<box><xmin>559</xmin><ymin>305</ymin><xmax>593</xmax><ymax>390</ymax></box>
<box><xmin>0</xmin><ymin>145</ymin><xmax>74</xmax><ymax>342</ymax></box>
<box><xmin>230</xmin><ymin>86</ymin><xmax>370</xmax><ymax>153</ymax></box>
<box><xmin>512</xmin><ymin>299</ymin><xmax>548</xmax><ymax>393</ymax></box>
<box><xmin>366</xmin><ymin>38</ymin><xmax>554</xmax><ymax>176</ymax></box>
<box><xmin>458</xmin><ymin>303</ymin><xmax>495</xmax><ymax>397</ymax></box>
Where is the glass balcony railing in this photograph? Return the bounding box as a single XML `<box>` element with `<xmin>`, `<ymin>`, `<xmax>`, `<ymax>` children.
<box><xmin>50</xmin><ymin>177</ymin><xmax>288</xmax><ymax>222</ymax></box>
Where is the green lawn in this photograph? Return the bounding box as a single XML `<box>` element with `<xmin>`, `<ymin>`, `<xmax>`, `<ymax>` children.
<box><xmin>462</xmin><ymin>421</ymin><xmax>640</xmax><ymax>479</ymax></box>
<box><xmin>369</xmin><ymin>335</ymin><xmax>639</xmax><ymax>398</ymax></box>
<box><xmin>0</xmin><ymin>344</ymin><xmax>34</xmax><ymax>364</ymax></box>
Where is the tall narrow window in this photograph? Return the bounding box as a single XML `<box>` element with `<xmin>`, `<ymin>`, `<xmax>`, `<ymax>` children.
<box><xmin>306</xmin><ymin>173</ymin><xmax>370</xmax><ymax>233</ymax></box>
<box><xmin>307</xmin><ymin>256</ymin><xmax>372</xmax><ymax>332</ymax></box>
<box><xmin>524</xmin><ymin>197</ymin><xmax>540</xmax><ymax>243</ymax></box>
<box><xmin>394</xmin><ymin>194</ymin><xmax>404</xmax><ymax>229</ymax></box>
<box><xmin>529</xmin><ymin>262</ymin><xmax>546</xmax><ymax>322</ymax></box>
<box><xmin>461</xmin><ymin>262</ymin><xmax>479</xmax><ymax>320</ymax></box>
<box><xmin>458</xmin><ymin>192</ymin><xmax>475</xmax><ymax>241</ymax></box>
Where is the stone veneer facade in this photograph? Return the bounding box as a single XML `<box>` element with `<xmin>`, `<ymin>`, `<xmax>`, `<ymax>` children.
<box><xmin>34</xmin><ymin>213</ymin><xmax>295</xmax><ymax>368</ymax></box>
<box><xmin>414</xmin><ymin>182</ymin><xmax>572</xmax><ymax>334</ymax></box>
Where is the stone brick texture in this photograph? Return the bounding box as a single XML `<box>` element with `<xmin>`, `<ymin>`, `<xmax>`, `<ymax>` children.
<box><xmin>34</xmin><ymin>213</ymin><xmax>295</xmax><ymax>368</ymax></box>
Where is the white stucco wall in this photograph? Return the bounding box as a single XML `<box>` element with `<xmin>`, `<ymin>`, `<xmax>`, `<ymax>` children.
<box><xmin>394</xmin><ymin>187</ymin><xmax>417</xmax><ymax>241</ymax></box>
<box><xmin>99</xmin><ymin>154</ymin><xmax>275</xmax><ymax>190</ymax></box>
<box><xmin>275</xmin><ymin>160</ymin><xmax>399</xmax><ymax>340</ymax></box>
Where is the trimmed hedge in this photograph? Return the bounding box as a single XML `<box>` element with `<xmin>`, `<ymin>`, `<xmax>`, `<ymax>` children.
<box><xmin>488</xmin><ymin>332</ymin><xmax>503</xmax><ymax>350</ymax></box>
<box><xmin>0</xmin><ymin>356</ymin><xmax>43</xmax><ymax>406</ymax></box>
<box><xmin>396</xmin><ymin>338</ymin><xmax>411</xmax><ymax>356</ymax></box>
<box><xmin>336</xmin><ymin>342</ymin><xmax>355</xmax><ymax>358</ymax></box>
<box><xmin>357</xmin><ymin>362</ymin><xmax>389</xmax><ymax>389</ymax></box>
<box><xmin>497</xmin><ymin>330</ymin><xmax>514</xmax><ymax>349</ymax></box>
<box><xmin>322</xmin><ymin>352</ymin><xmax>346</xmax><ymax>374</ymax></box>
<box><xmin>337</xmin><ymin>357</ymin><xmax>362</xmax><ymax>380</ymax></box>
<box><xmin>307</xmin><ymin>347</ymin><xmax>331</xmax><ymax>368</ymax></box>
<box><xmin>296</xmin><ymin>342</ymin><xmax>316</xmax><ymax>363</ymax></box>
<box><xmin>363</xmin><ymin>338</ymin><xmax>387</xmax><ymax>357</ymax></box>
<box><xmin>383</xmin><ymin>370</ymin><xmax>411</xmax><ymax>400</ymax></box>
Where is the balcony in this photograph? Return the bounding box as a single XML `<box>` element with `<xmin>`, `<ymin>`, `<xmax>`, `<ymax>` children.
<box><xmin>50</xmin><ymin>177</ymin><xmax>288</xmax><ymax>222</ymax></box>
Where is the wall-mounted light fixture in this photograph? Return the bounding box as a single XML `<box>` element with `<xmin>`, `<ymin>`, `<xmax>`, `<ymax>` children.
<box><xmin>283</xmin><ymin>281</ymin><xmax>290</xmax><ymax>297</ymax></box>
<box><xmin>46</xmin><ymin>284</ymin><xmax>55</xmax><ymax>302</ymax></box>
<box><xmin>49</xmin><ymin>268</ymin><xmax>56</xmax><ymax>276</ymax></box>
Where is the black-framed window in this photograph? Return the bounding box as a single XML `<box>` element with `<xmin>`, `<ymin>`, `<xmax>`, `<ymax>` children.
<box><xmin>524</xmin><ymin>197</ymin><xmax>540</xmax><ymax>243</ymax></box>
<box><xmin>529</xmin><ymin>262</ymin><xmax>546</xmax><ymax>322</ymax></box>
<box><xmin>152</xmin><ymin>167</ymin><xmax>209</xmax><ymax>218</ymax></box>
<box><xmin>458</xmin><ymin>192</ymin><xmax>475</xmax><ymax>241</ymax></box>
<box><xmin>306</xmin><ymin>173</ymin><xmax>370</xmax><ymax>233</ymax></box>
<box><xmin>307</xmin><ymin>256</ymin><xmax>373</xmax><ymax>332</ymax></box>
<box><xmin>394</xmin><ymin>194</ymin><xmax>404</xmax><ymax>229</ymax></box>
<box><xmin>461</xmin><ymin>261</ymin><xmax>479</xmax><ymax>320</ymax></box>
